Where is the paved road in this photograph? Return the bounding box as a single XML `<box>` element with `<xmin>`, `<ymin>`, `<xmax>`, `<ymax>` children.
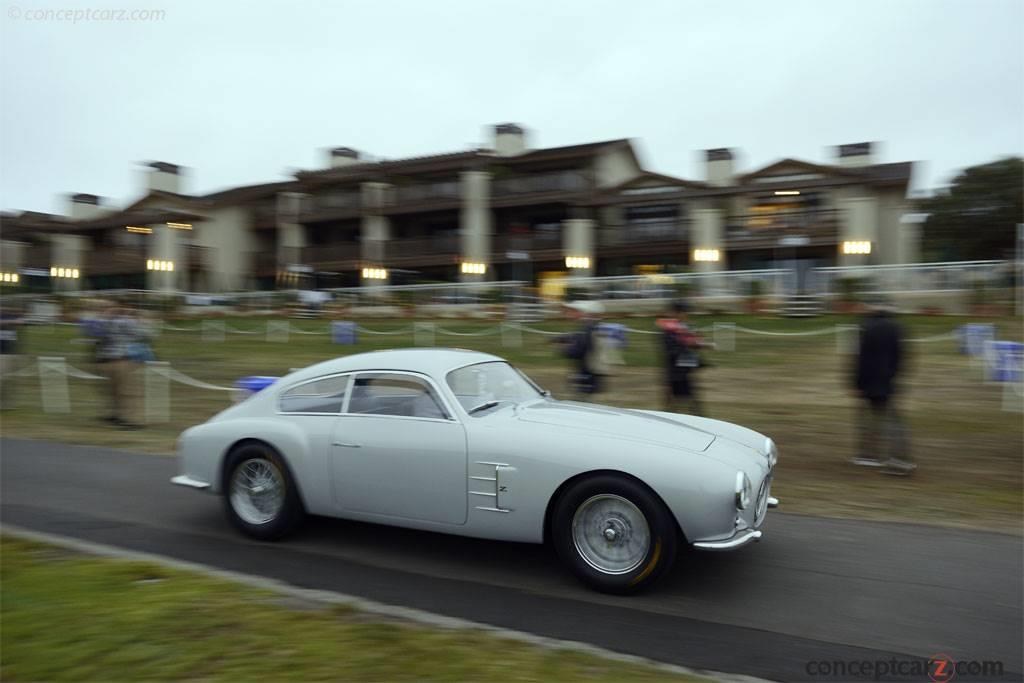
<box><xmin>1</xmin><ymin>437</ymin><xmax>1021</xmax><ymax>681</ymax></box>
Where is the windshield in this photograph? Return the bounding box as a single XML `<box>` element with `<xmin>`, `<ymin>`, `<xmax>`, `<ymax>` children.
<box><xmin>446</xmin><ymin>361</ymin><xmax>543</xmax><ymax>414</ymax></box>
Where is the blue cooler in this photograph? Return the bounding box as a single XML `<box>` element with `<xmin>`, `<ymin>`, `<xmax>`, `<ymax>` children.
<box><xmin>332</xmin><ymin>321</ymin><xmax>358</xmax><ymax>345</ymax></box>
<box><xmin>988</xmin><ymin>341</ymin><xmax>1023</xmax><ymax>383</ymax></box>
<box><xmin>234</xmin><ymin>375</ymin><xmax>279</xmax><ymax>403</ymax></box>
<box><xmin>599</xmin><ymin>322</ymin><xmax>628</xmax><ymax>349</ymax></box>
<box><xmin>959</xmin><ymin>323</ymin><xmax>995</xmax><ymax>356</ymax></box>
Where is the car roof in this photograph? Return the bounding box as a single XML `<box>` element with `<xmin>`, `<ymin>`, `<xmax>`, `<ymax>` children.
<box><xmin>285</xmin><ymin>348</ymin><xmax>504</xmax><ymax>385</ymax></box>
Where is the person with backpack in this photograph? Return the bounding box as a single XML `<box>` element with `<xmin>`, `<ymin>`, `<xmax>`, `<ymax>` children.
<box><xmin>557</xmin><ymin>301</ymin><xmax>607</xmax><ymax>397</ymax></box>
<box><xmin>657</xmin><ymin>300</ymin><xmax>712</xmax><ymax>415</ymax></box>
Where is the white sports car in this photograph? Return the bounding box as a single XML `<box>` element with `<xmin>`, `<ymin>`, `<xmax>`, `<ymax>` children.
<box><xmin>173</xmin><ymin>348</ymin><xmax>778</xmax><ymax>593</ymax></box>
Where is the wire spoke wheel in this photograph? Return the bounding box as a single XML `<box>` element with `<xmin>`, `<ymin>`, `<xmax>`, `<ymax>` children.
<box><xmin>230</xmin><ymin>457</ymin><xmax>285</xmax><ymax>525</ymax></box>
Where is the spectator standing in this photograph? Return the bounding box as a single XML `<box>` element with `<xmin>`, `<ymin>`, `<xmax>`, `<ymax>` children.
<box><xmin>657</xmin><ymin>300</ymin><xmax>712</xmax><ymax>415</ymax></box>
<box><xmin>0</xmin><ymin>304</ymin><xmax>25</xmax><ymax>410</ymax></box>
<box><xmin>557</xmin><ymin>301</ymin><xmax>607</xmax><ymax>397</ymax></box>
<box><xmin>95</xmin><ymin>303</ymin><xmax>144</xmax><ymax>429</ymax></box>
<box><xmin>851</xmin><ymin>298</ymin><xmax>914</xmax><ymax>475</ymax></box>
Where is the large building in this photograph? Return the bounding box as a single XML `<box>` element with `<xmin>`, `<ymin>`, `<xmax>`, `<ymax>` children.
<box><xmin>0</xmin><ymin>125</ymin><xmax>916</xmax><ymax>293</ymax></box>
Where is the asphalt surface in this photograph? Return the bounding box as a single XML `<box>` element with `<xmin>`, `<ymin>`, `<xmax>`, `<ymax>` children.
<box><xmin>1</xmin><ymin>437</ymin><xmax>1021</xmax><ymax>682</ymax></box>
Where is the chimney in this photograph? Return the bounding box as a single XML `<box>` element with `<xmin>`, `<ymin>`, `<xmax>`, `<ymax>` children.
<box><xmin>493</xmin><ymin>123</ymin><xmax>527</xmax><ymax>156</ymax></box>
<box><xmin>836</xmin><ymin>142</ymin><xmax>874</xmax><ymax>167</ymax></box>
<box><xmin>328</xmin><ymin>147</ymin><xmax>361</xmax><ymax>168</ymax></box>
<box><xmin>146</xmin><ymin>161</ymin><xmax>182</xmax><ymax>194</ymax></box>
<box><xmin>705</xmin><ymin>148</ymin><xmax>735</xmax><ymax>186</ymax></box>
<box><xmin>68</xmin><ymin>193</ymin><xmax>104</xmax><ymax>221</ymax></box>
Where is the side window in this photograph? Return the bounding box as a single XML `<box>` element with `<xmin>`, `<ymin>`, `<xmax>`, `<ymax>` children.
<box><xmin>280</xmin><ymin>375</ymin><xmax>349</xmax><ymax>414</ymax></box>
<box><xmin>347</xmin><ymin>373</ymin><xmax>448</xmax><ymax>419</ymax></box>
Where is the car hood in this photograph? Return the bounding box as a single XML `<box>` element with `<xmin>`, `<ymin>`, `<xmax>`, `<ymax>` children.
<box><xmin>516</xmin><ymin>400</ymin><xmax>716</xmax><ymax>452</ymax></box>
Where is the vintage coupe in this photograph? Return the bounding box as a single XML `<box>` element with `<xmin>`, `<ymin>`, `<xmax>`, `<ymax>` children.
<box><xmin>173</xmin><ymin>348</ymin><xmax>778</xmax><ymax>593</ymax></box>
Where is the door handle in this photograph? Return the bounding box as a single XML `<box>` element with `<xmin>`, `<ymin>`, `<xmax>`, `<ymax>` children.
<box><xmin>333</xmin><ymin>441</ymin><xmax>362</xmax><ymax>448</ymax></box>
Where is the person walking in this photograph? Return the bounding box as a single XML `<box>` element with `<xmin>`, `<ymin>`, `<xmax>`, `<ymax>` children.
<box><xmin>851</xmin><ymin>298</ymin><xmax>914</xmax><ymax>475</ymax></box>
<box><xmin>657</xmin><ymin>300</ymin><xmax>711</xmax><ymax>415</ymax></box>
<box><xmin>558</xmin><ymin>301</ymin><xmax>607</xmax><ymax>397</ymax></box>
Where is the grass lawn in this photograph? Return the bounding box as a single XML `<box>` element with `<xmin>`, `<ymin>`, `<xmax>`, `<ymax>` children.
<box><xmin>1</xmin><ymin>313</ymin><xmax>1021</xmax><ymax>530</ymax></box>
<box><xmin>0</xmin><ymin>535</ymin><xmax>700</xmax><ymax>682</ymax></box>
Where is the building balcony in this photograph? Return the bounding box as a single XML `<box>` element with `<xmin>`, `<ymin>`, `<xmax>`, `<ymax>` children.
<box><xmin>491</xmin><ymin>232</ymin><xmax>563</xmax><ymax>262</ymax></box>
<box><xmin>86</xmin><ymin>246</ymin><xmax>148</xmax><ymax>276</ymax></box>
<box><xmin>302</xmin><ymin>242</ymin><xmax>362</xmax><ymax>267</ymax></box>
<box><xmin>299</xmin><ymin>192</ymin><xmax>362</xmax><ymax>223</ymax></box>
<box><xmin>725</xmin><ymin>209</ymin><xmax>840</xmax><ymax>250</ymax></box>
<box><xmin>490</xmin><ymin>171</ymin><xmax>589</xmax><ymax>207</ymax></box>
<box><xmin>21</xmin><ymin>243</ymin><xmax>52</xmax><ymax>270</ymax></box>
<box><xmin>251</xmin><ymin>203</ymin><xmax>277</xmax><ymax>229</ymax></box>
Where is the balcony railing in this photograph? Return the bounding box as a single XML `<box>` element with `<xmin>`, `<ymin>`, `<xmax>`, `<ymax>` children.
<box><xmin>727</xmin><ymin>209</ymin><xmax>839</xmax><ymax>232</ymax></box>
<box><xmin>598</xmin><ymin>221</ymin><xmax>688</xmax><ymax>247</ymax></box>
<box><xmin>388</xmin><ymin>235</ymin><xmax>460</xmax><ymax>258</ymax></box>
<box><xmin>302</xmin><ymin>242</ymin><xmax>362</xmax><ymax>265</ymax></box>
<box><xmin>393</xmin><ymin>182</ymin><xmax>460</xmax><ymax>204</ymax></box>
<box><xmin>86</xmin><ymin>246</ymin><xmax>147</xmax><ymax>275</ymax></box>
<box><xmin>492</xmin><ymin>171</ymin><xmax>588</xmax><ymax>197</ymax></box>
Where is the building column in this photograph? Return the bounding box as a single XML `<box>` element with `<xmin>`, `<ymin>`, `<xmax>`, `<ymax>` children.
<box><xmin>276</xmin><ymin>192</ymin><xmax>308</xmax><ymax>269</ymax></box>
<box><xmin>838</xmin><ymin>196</ymin><xmax>879</xmax><ymax>266</ymax></box>
<box><xmin>562</xmin><ymin>218</ymin><xmax>595</xmax><ymax>275</ymax></box>
<box><xmin>459</xmin><ymin>171</ymin><xmax>492</xmax><ymax>282</ymax></box>
<box><xmin>691</xmin><ymin>207</ymin><xmax>724</xmax><ymax>273</ymax></box>
<box><xmin>360</xmin><ymin>182</ymin><xmax>391</xmax><ymax>286</ymax></box>
<box><xmin>146</xmin><ymin>224</ymin><xmax>182</xmax><ymax>292</ymax></box>
<box><xmin>50</xmin><ymin>234</ymin><xmax>87</xmax><ymax>292</ymax></box>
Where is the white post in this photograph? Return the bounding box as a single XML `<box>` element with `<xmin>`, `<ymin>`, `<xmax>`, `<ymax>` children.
<box><xmin>38</xmin><ymin>356</ymin><xmax>71</xmax><ymax>414</ymax></box>
<box><xmin>266</xmin><ymin>320</ymin><xmax>289</xmax><ymax>343</ymax></box>
<box><xmin>202</xmin><ymin>319</ymin><xmax>225</xmax><ymax>343</ymax></box>
<box><xmin>712</xmin><ymin>322</ymin><xmax>735</xmax><ymax>352</ymax></box>
<box><xmin>414</xmin><ymin>321</ymin><xmax>436</xmax><ymax>347</ymax></box>
<box><xmin>836</xmin><ymin>324</ymin><xmax>860</xmax><ymax>355</ymax></box>
<box><xmin>501</xmin><ymin>321</ymin><xmax>522</xmax><ymax>348</ymax></box>
<box><xmin>144</xmin><ymin>361</ymin><xmax>171</xmax><ymax>423</ymax></box>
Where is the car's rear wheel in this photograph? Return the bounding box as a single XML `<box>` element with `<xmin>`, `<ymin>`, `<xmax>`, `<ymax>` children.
<box><xmin>552</xmin><ymin>475</ymin><xmax>677</xmax><ymax>594</ymax></box>
<box><xmin>223</xmin><ymin>443</ymin><xmax>303</xmax><ymax>540</ymax></box>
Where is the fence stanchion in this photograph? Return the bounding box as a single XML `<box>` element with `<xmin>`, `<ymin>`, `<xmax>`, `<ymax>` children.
<box><xmin>501</xmin><ymin>321</ymin><xmax>522</xmax><ymax>348</ymax></box>
<box><xmin>836</xmin><ymin>324</ymin><xmax>860</xmax><ymax>355</ymax></box>
<box><xmin>1003</xmin><ymin>380</ymin><xmax>1024</xmax><ymax>413</ymax></box>
<box><xmin>266</xmin><ymin>320</ymin><xmax>290</xmax><ymax>343</ymax></box>
<box><xmin>38</xmin><ymin>356</ymin><xmax>71</xmax><ymax>414</ymax></box>
<box><xmin>144</xmin><ymin>361</ymin><xmax>171</xmax><ymax>424</ymax></box>
<box><xmin>713</xmin><ymin>322</ymin><xmax>736</xmax><ymax>352</ymax></box>
<box><xmin>202</xmin><ymin>319</ymin><xmax>225</xmax><ymax>343</ymax></box>
<box><xmin>414</xmin><ymin>321</ymin><xmax>436</xmax><ymax>347</ymax></box>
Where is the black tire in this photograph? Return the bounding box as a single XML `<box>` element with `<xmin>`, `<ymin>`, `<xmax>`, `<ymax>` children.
<box><xmin>552</xmin><ymin>474</ymin><xmax>678</xmax><ymax>594</ymax></box>
<box><xmin>222</xmin><ymin>443</ymin><xmax>304</xmax><ymax>541</ymax></box>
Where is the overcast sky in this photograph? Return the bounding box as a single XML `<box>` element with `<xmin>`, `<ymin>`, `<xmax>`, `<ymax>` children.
<box><xmin>1</xmin><ymin>0</ymin><xmax>1022</xmax><ymax>215</ymax></box>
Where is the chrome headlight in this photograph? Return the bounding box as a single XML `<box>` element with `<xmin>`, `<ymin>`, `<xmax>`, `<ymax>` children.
<box><xmin>735</xmin><ymin>471</ymin><xmax>752</xmax><ymax>510</ymax></box>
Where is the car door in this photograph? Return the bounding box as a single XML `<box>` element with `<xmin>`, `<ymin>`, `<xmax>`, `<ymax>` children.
<box><xmin>331</xmin><ymin>371</ymin><xmax>467</xmax><ymax>525</ymax></box>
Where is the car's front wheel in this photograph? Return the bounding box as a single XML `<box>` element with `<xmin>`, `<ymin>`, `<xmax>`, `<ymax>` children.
<box><xmin>223</xmin><ymin>443</ymin><xmax>304</xmax><ymax>540</ymax></box>
<box><xmin>552</xmin><ymin>475</ymin><xmax>678</xmax><ymax>594</ymax></box>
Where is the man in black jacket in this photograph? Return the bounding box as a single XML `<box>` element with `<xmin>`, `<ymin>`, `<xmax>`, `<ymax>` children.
<box><xmin>852</xmin><ymin>298</ymin><xmax>914</xmax><ymax>474</ymax></box>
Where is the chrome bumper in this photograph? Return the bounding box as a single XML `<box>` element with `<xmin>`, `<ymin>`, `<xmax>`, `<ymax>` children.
<box><xmin>171</xmin><ymin>474</ymin><xmax>211</xmax><ymax>490</ymax></box>
<box><xmin>694</xmin><ymin>528</ymin><xmax>763</xmax><ymax>551</ymax></box>
<box><xmin>694</xmin><ymin>495</ymin><xmax>778</xmax><ymax>551</ymax></box>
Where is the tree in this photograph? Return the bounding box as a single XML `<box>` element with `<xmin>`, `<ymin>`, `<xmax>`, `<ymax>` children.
<box><xmin>919</xmin><ymin>157</ymin><xmax>1023</xmax><ymax>261</ymax></box>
